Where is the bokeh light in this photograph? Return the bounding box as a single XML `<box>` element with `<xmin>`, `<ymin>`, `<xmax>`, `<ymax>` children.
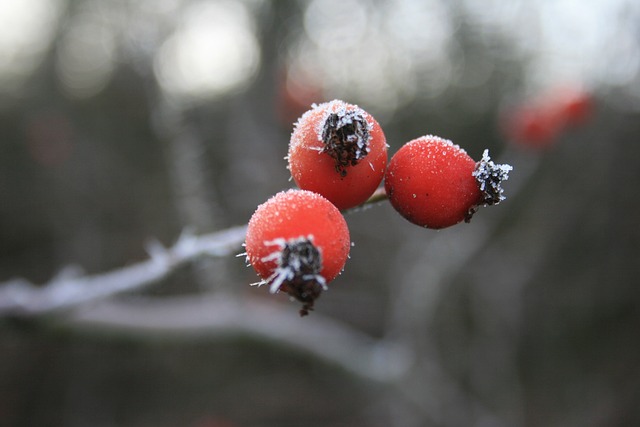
<box><xmin>280</xmin><ymin>0</ymin><xmax>640</xmax><ymax>117</ymax></box>
<box><xmin>154</xmin><ymin>0</ymin><xmax>261</xmax><ymax>103</ymax></box>
<box><xmin>55</xmin><ymin>2</ymin><xmax>118</xmax><ymax>99</ymax></box>
<box><xmin>0</xmin><ymin>0</ymin><xmax>62</xmax><ymax>95</ymax></box>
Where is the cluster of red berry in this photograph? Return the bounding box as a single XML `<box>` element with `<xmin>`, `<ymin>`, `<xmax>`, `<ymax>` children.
<box><xmin>244</xmin><ymin>100</ymin><xmax>512</xmax><ymax>315</ymax></box>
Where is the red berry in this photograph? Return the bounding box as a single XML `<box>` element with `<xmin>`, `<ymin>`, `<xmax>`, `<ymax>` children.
<box><xmin>275</xmin><ymin>66</ymin><xmax>324</xmax><ymax>127</ymax></box>
<box><xmin>552</xmin><ymin>85</ymin><xmax>594</xmax><ymax>127</ymax></box>
<box><xmin>384</xmin><ymin>136</ymin><xmax>512</xmax><ymax>229</ymax></box>
<box><xmin>502</xmin><ymin>105</ymin><xmax>562</xmax><ymax>149</ymax></box>
<box><xmin>501</xmin><ymin>84</ymin><xmax>594</xmax><ymax>150</ymax></box>
<box><xmin>288</xmin><ymin>100</ymin><xmax>388</xmax><ymax>210</ymax></box>
<box><xmin>245</xmin><ymin>189</ymin><xmax>350</xmax><ymax>315</ymax></box>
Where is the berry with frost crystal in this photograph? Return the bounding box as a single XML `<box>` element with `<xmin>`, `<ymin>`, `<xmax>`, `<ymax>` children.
<box><xmin>288</xmin><ymin>100</ymin><xmax>388</xmax><ymax>210</ymax></box>
<box><xmin>384</xmin><ymin>135</ymin><xmax>512</xmax><ymax>229</ymax></box>
<box><xmin>244</xmin><ymin>189</ymin><xmax>350</xmax><ymax>315</ymax></box>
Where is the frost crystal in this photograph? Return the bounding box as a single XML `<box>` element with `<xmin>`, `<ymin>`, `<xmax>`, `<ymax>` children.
<box><xmin>472</xmin><ymin>149</ymin><xmax>513</xmax><ymax>206</ymax></box>
<box><xmin>261</xmin><ymin>235</ymin><xmax>326</xmax><ymax>316</ymax></box>
<box><xmin>321</xmin><ymin>107</ymin><xmax>372</xmax><ymax>177</ymax></box>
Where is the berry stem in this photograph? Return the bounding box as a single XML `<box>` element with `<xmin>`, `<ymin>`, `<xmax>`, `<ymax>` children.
<box><xmin>363</xmin><ymin>186</ymin><xmax>389</xmax><ymax>205</ymax></box>
<box><xmin>341</xmin><ymin>186</ymin><xmax>389</xmax><ymax>213</ymax></box>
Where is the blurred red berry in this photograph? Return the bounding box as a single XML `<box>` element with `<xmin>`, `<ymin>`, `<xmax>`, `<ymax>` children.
<box><xmin>552</xmin><ymin>85</ymin><xmax>594</xmax><ymax>127</ymax></box>
<box><xmin>245</xmin><ymin>189</ymin><xmax>350</xmax><ymax>315</ymax></box>
<box><xmin>502</xmin><ymin>84</ymin><xmax>594</xmax><ymax>149</ymax></box>
<box><xmin>385</xmin><ymin>136</ymin><xmax>512</xmax><ymax>229</ymax></box>
<box><xmin>502</xmin><ymin>105</ymin><xmax>563</xmax><ymax>149</ymax></box>
<box><xmin>288</xmin><ymin>100</ymin><xmax>388</xmax><ymax>210</ymax></box>
<box><xmin>25</xmin><ymin>111</ymin><xmax>75</xmax><ymax>167</ymax></box>
<box><xmin>275</xmin><ymin>66</ymin><xmax>325</xmax><ymax>126</ymax></box>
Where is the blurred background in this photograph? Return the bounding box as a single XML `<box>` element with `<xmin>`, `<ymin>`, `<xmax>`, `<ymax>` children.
<box><xmin>1</xmin><ymin>0</ymin><xmax>640</xmax><ymax>426</ymax></box>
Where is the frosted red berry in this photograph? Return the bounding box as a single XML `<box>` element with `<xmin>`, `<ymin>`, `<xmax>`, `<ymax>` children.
<box><xmin>288</xmin><ymin>100</ymin><xmax>388</xmax><ymax>210</ymax></box>
<box><xmin>244</xmin><ymin>189</ymin><xmax>350</xmax><ymax>315</ymax></box>
<box><xmin>384</xmin><ymin>135</ymin><xmax>512</xmax><ymax>229</ymax></box>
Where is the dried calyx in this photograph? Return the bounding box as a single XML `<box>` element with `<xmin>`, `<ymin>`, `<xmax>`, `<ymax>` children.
<box><xmin>464</xmin><ymin>150</ymin><xmax>513</xmax><ymax>222</ymax></box>
<box><xmin>321</xmin><ymin>110</ymin><xmax>371</xmax><ymax>177</ymax></box>
<box><xmin>473</xmin><ymin>149</ymin><xmax>513</xmax><ymax>206</ymax></box>
<box><xmin>263</xmin><ymin>236</ymin><xmax>326</xmax><ymax>316</ymax></box>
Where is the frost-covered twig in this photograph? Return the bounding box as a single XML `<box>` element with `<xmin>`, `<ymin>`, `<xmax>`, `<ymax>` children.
<box><xmin>0</xmin><ymin>184</ymin><xmax>402</xmax><ymax>319</ymax></box>
<box><xmin>0</xmin><ymin>225</ymin><xmax>247</xmax><ymax>316</ymax></box>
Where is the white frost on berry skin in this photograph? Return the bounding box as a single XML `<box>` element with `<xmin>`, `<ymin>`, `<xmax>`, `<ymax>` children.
<box><xmin>400</xmin><ymin>135</ymin><xmax>470</xmax><ymax>172</ymax></box>
<box><xmin>288</xmin><ymin>100</ymin><xmax>378</xmax><ymax>182</ymax></box>
<box><xmin>314</xmin><ymin>100</ymin><xmax>373</xmax><ymax>139</ymax></box>
<box><xmin>418</xmin><ymin>134</ymin><xmax>467</xmax><ymax>154</ymax></box>
<box><xmin>472</xmin><ymin>149</ymin><xmax>513</xmax><ymax>206</ymax></box>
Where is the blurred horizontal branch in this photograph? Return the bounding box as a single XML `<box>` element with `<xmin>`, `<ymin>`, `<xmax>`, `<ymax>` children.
<box><xmin>0</xmin><ymin>225</ymin><xmax>247</xmax><ymax>316</ymax></box>
<box><xmin>65</xmin><ymin>293</ymin><xmax>413</xmax><ymax>383</ymax></box>
<box><xmin>386</xmin><ymin>148</ymin><xmax>539</xmax><ymax>334</ymax></box>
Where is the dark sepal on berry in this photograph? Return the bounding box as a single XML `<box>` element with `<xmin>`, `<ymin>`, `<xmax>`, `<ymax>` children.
<box><xmin>280</xmin><ymin>279</ymin><xmax>324</xmax><ymax>317</ymax></box>
<box><xmin>472</xmin><ymin>149</ymin><xmax>513</xmax><ymax>206</ymax></box>
<box><xmin>321</xmin><ymin>110</ymin><xmax>371</xmax><ymax>177</ymax></box>
<box><xmin>265</xmin><ymin>236</ymin><xmax>327</xmax><ymax>317</ymax></box>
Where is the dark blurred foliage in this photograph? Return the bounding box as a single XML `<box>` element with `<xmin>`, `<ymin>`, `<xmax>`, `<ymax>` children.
<box><xmin>1</xmin><ymin>1</ymin><xmax>640</xmax><ymax>426</ymax></box>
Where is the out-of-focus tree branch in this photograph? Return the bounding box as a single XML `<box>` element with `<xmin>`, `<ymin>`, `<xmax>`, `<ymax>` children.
<box><xmin>0</xmin><ymin>225</ymin><xmax>247</xmax><ymax>316</ymax></box>
<box><xmin>385</xmin><ymin>148</ymin><xmax>537</xmax><ymax>338</ymax></box>
<box><xmin>65</xmin><ymin>293</ymin><xmax>413</xmax><ymax>383</ymax></box>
